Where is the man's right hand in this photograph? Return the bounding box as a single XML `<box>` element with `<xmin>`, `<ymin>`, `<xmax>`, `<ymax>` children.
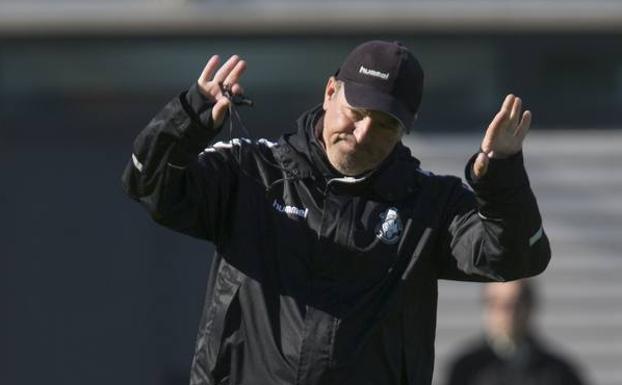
<box><xmin>196</xmin><ymin>54</ymin><xmax>247</xmax><ymax>128</ymax></box>
<box><xmin>473</xmin><ymin>94</ymin><xmax>531</xmax><ymax>179</ymax></box>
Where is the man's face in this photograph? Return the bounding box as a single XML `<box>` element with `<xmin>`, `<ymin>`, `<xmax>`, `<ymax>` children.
<box><xmin>321</xmin><ymin>78</ymin><xmax>402</xmax><ymax>176</ymax></box>
<box><xmin>483</xmin><ymin>282</ymin><xmax>532</xmax><ymax>342</ymax></box>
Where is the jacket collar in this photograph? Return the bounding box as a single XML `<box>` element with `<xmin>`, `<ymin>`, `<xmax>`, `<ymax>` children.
<box><xmin>274</xmin><ymin>105</ymin><xmax>423</xmax><ymax>201</ymax></box>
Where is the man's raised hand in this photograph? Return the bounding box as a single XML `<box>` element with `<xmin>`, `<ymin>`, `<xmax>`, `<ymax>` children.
<box><xmin>473</xmin><ymin>94</ymin><xmax>532</xmax><ymax>179</ymax></box>
<box><xmin>196</xmin><ymin>54</ymin><xmax>247</xmax><ymax>128</ymax></box>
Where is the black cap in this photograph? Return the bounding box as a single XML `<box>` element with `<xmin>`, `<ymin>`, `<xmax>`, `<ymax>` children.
<box><xmin>335</xmin><ymin>40</ymin><xmax>424</xmax><ymax>131</ymax></box>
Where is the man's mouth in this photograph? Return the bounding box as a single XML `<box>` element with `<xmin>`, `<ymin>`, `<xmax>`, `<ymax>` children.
<box><xmin>335</xmin><ymin>133</ymin><xmax>356</xmax><ymax>144</ymax></box>
<box><xmin>335</xmin><ymin>136</ymin><xmax>358</xmax><ymax>150</ymax></box>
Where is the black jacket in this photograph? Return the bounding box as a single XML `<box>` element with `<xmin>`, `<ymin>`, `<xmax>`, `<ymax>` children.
<box><xmin>122</xmin><ymin>86</ymin><xmax>551</xmax><ymax>385</ymax></box>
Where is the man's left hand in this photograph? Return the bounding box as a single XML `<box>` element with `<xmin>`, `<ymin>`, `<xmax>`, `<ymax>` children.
<box><xmin>473</xmin><ymin>94</ymin><xmax>532</xmax><ymax>179</ymax></box>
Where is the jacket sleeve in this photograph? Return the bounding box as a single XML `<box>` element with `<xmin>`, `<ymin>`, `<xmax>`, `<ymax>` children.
<box><xmin>437</xmin><ymin>151</ymin><xmax>551</xmax><ymax>281</ymax></box>
<box><xmin>121</xmin><ymin>84</ymin><xmax>240</xmax><ymax>244</ymax></box>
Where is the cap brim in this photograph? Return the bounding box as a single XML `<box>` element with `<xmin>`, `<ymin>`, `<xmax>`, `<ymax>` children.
<box><xmin>342</xmin><ymin>81</ymin><xmax>414</xmax><ymax>131</ymax></box>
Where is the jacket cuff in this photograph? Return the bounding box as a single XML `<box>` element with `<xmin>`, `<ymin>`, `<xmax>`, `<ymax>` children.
<box><xmin>185</xmin><ymin>83</ymin><xmax>215</xmax><ymax>124</ymax></box>
<box><xmin>464</xmin><ymin>151</ymin><xmax>531</xmax><ymax>218</ymax></box>
<box><xmin>465</xmin><ymin>151</ymin><xmax>529</xmax><ymax>193</ymax></box>
<box><xmin>176</xmin><ymin>84</ymin><xmax>225</xmax><ymax>147</ymax></box>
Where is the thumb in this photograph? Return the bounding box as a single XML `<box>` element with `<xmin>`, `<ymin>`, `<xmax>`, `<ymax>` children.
<box><xmin>473</xmin><ymin>152</ymin><xmax>490</xmax><ymax>180</ymax></box>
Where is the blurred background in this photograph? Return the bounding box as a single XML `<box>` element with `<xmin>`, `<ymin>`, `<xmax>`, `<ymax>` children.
<box><xmin>1</xmin><ymin>1</ymin><xmax>621</xmax><ymax>384</ymax></box>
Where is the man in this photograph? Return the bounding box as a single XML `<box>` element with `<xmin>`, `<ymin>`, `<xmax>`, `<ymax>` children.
<box><xmin>122</xmin><ymin>41</ymin><xmax>551</xmax><ymax>385</ymax></box>
<box><xmin>445</xmin><ymin>280</ymin><xmax>585</xmax><ymax>385</ymax></box>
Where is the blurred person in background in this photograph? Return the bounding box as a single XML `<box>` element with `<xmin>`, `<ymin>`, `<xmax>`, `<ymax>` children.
<box><xmin>445</xmin><ymin>280</ymin><xmax>585</xmax><ymax>385</ymax></box>
<box><xmin>122</xmin><ymin>41</ymin><xmax>550</xmax><ymax>385</ymax></box>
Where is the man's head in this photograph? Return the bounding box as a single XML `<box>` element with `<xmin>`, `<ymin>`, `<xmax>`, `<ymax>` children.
<box><xmin>483</xmin><ymin>280</ymin><xmax>537</xmax><ymax>343</ymax></box>
<box><xmin>321</xmin><ymin>41</ymin><xmax>424</xmax><ymax>176</ymax></box>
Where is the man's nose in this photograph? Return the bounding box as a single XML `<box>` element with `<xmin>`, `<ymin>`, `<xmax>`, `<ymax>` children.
<box><xmin>353</xmin><ymin>116</ymin><xmax>373</xmax><ymax>144</ymax></box>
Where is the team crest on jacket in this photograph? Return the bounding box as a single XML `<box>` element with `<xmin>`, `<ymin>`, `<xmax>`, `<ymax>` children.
<box><xmin>375</xmin><ymin>207</ymin><xmax>403</xmax><ymax>245</ymax></box>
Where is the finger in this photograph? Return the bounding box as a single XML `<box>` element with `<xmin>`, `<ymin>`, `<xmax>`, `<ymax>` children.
<box><xmin>230</xmin><ymin>83</ymin><xmax>245</xmax><ymax>95</ymax></box>
<box><xmin>198</xmin><ymin>55</ymin><xmax>220</xmax><ymax>84</ymax></box>
<box><xmin>488</xmin><ymin>94</ymin><xmax>514</xmax><ymax>133</ymax></box>
<box><xmin>509</xmin><ymin>97</ymin><xmax>522</xmax><ymax>126</ymax></box>
<box><xmin>480</xmin><ymin>94</ymin><xmax>515</xmax><ymax>152</ymax></box>
<box><xmin>501</xmin><ymin>94</ymin><xmax>515</xmax><ymax>115</ymax></box>
<box><xmin>481</xmin><ymin>110</ymin><xmax>505</xmax><ymax>152</ymax></box>
<box><xmin>514</xmin><ymin>110</ymin><xmax>532</xmax><ymax>141</ymax></box>
<box><xmin>213</xmin><ymin>55</ymin><xmax>240</xmax><ymax>83</ymax></box>
<box><xmin>473</xmin><ymin>152</ymin><xmax>490</xmax><ymax>179</ymax></box>
<box><xmin>224</xmin><ymin>60</ymin><xmax>247</xmax><ymax>88</ymax></box>
<box><xmin>212</xmin><ymin>98</ymin><xmax>231</xmax><ymax>127</ymax></box>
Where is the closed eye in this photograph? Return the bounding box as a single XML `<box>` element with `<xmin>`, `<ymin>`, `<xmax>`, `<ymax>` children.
<box><xmin>345</xmin><ymin>106</ymin><xmax>366</xmax><ymax>122</ymax></box>
<box><xmin>344</xmin><ymin>106</ymin><xmax>400</xmax><ymax>132</ymax></box>
<box><xmin>369</xmin><ymin>112</ymin><xmax>400</xmax><ymax>132</ymax></box>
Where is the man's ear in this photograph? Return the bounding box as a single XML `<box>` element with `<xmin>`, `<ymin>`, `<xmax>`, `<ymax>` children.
<box><xmin>323</xmin><ymin>76</ymin><xmax>338</xmax><ymax>110</ymax></box>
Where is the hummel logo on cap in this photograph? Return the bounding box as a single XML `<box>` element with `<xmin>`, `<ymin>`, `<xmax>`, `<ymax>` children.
<box><xmin>359</xmin><ymin>66</ymin><xmax>390</xmax><ymax>80</ymax></box>
<box><xmin>335</xmin><ymin>40</ymin><xmax>424</xmax><ymax>131</ymax></box>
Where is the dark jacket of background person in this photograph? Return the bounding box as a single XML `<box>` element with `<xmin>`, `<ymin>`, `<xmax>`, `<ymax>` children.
<box><xmin>121</xmin><ymin>84</ymin><xmax>551</xmax><ymax>385</ymax></box>
<box><xmin>445</xmin><ymin>335</ymin><xmax>585</xmax><ymax>385</ymax></box>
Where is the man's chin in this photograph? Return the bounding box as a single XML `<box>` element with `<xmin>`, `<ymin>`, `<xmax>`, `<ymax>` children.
<box><xmin>332</xmin><ymin>156</ymin><xmax>372</xmax><ymax>176</ymax></box>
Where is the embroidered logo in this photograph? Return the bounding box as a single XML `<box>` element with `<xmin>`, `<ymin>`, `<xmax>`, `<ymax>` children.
<box><xmin>273</xmin><ymin>200</ymin><xmax>309</xmax><ymax>219</ymax></box>
<box><xmin>375</xmin><ymin>207</ymin><xmax>403</xmax><ymax>245</ymax></box>
<box><xmin>359</xmin><ymin>65</ymin><xmax>390</xmax><ymax>80</ymax></box>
